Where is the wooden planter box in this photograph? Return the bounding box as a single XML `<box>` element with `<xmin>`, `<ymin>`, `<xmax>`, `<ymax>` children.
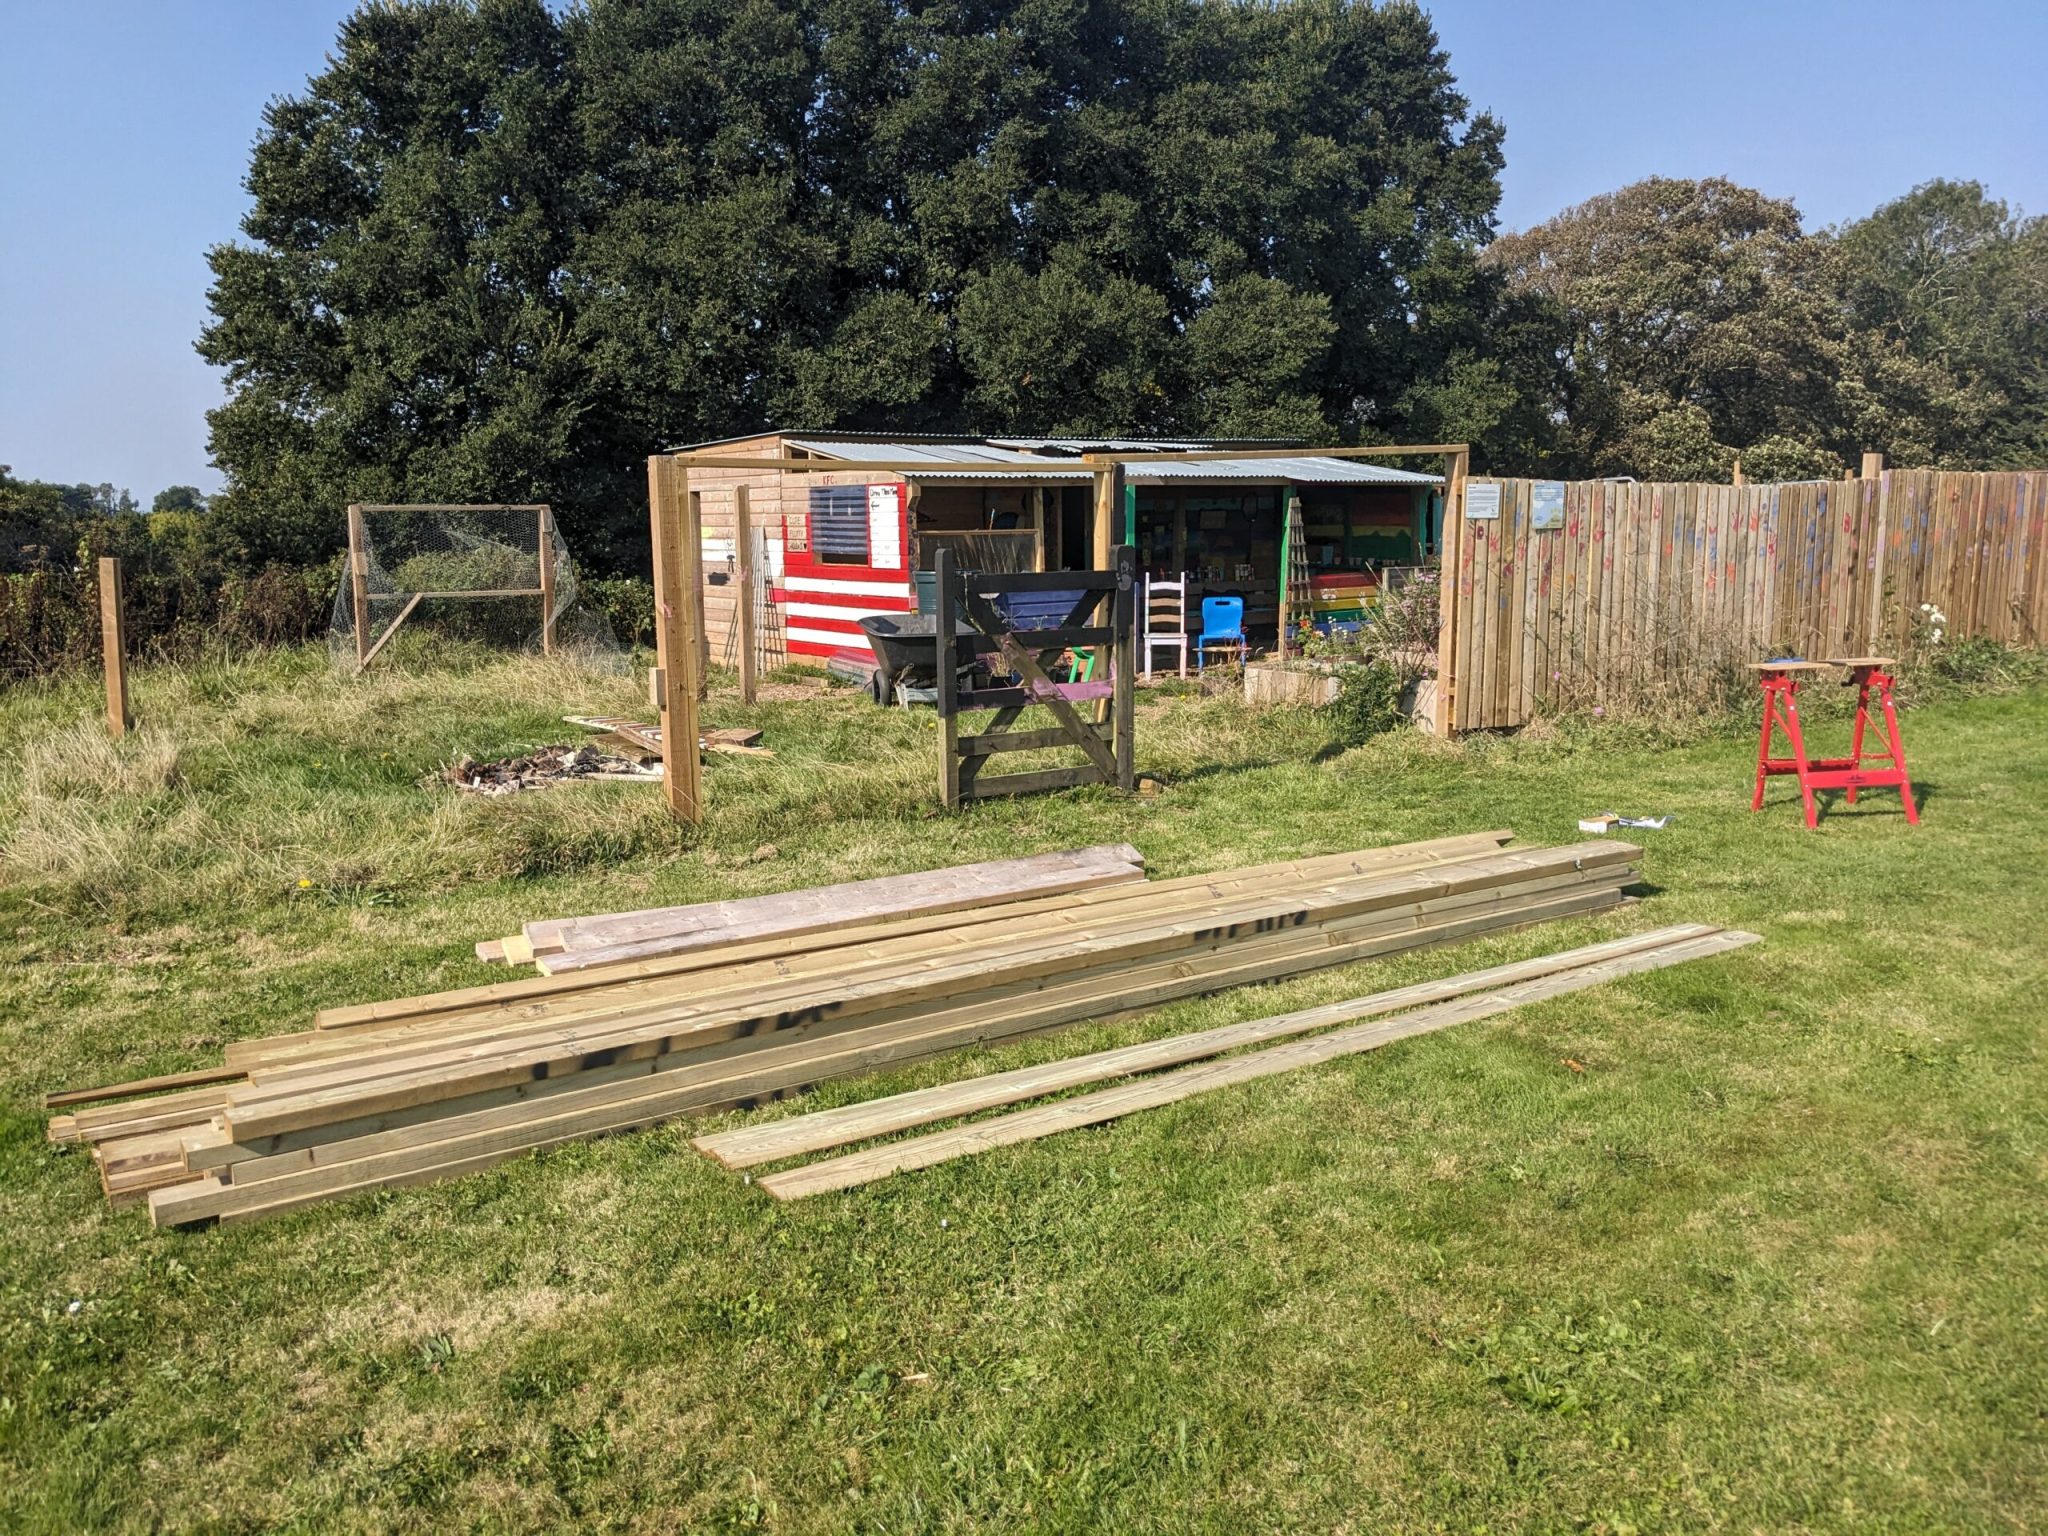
<box><xmin>1243</xmin><ymin>661</ymin><xmax>1340</xmax><ymax>707</ymax></box>
<box><xmin>1245</xmin><ymin>658</ymin><xmax>1439</xmax><ymax>729</ymax></box>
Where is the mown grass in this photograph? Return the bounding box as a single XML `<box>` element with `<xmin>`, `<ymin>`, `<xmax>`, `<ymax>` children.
<box><xmin>1</xmin><ymin>644</ymin><xmax>2044</xmax><ymax>1533</ymax></box>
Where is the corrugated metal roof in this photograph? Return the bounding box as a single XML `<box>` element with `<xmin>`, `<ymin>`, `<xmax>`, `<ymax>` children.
<box><xmin>785</xmin><ymin>438</ymin><xmax>1076</xmax><ymax>468</ymax></box>
<box><xmin>987</xmin><ymin>437</ymin><xmax>1225</xmax><ymax>453</ymax></box>
<box><xmin>782</xmin><ymin>439</ymin><xmax>1091</xmax><ymax>479</ymax></box>
<box><xmin>1127</xmin><ymin>457</ymin><xmax>1440</xmax><ymax>486</ymax></box>
<box><xmin>782</xmin><ymin>438</ymin><xmax>1440</xmax><ymax>486</ymax></box>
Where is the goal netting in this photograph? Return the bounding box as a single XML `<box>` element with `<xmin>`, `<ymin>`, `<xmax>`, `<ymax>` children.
<box><xmin>329</xmin><ymin>503</ymin><xmax>626</xmax><ymax>674</ymax></box>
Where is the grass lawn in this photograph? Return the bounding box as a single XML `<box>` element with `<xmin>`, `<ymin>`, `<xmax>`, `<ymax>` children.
<box><xmin>2</xmin><ymin>646</ymin><xmax>2044</xmax><ymax>1533</ymax></box>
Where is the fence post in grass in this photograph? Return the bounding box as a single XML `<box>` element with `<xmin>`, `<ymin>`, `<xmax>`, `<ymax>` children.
<box><xmin>648</xmin><ymin>455</ymin><xmax>704</xmax><ymax>823</ymax></box>
<box><xmin>1433</xmin><ymin>446</ymin><xmax>1471</xmax><ymax>736</ymax></box>
<box><xmin>538</xmin><ymin>505</ymin><xmax>557</xmax><ymax>656</ymax></box>
<box><xmin>345</xmin><ymin>503</ymin><xmax>372</xmax><ymax>667</ymax></box>
<box><xmin>734</xmin><ymin>483</ymin><xmax>757</xmax><ymax>704</ymax></box>
<box><xmin>1112</xmin><ymin>542</ymin><xmax>1137</xmax><ymax>792</ymax></box>
<box><xmin>936</xmin><ymin>547</ymin><xmax>961</xmax><ymax>809</ymax></box>
<box><xmin>98</xmin><ymin>556</ymin><xmax>130</xmax><ymax>739</ymax></box>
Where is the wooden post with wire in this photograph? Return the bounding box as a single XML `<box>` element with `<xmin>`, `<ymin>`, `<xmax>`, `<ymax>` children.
<box><xmin>647</xmin><ymin>455</ymin><xmax>704</xmax><ymax>822</ymax></box>
<box><xmin>734</xmin><ymin>483</ymin><xmax>758</xmax><ymax>704</ymax></box>
<box><xmin>345</xmin><ymin>503</ymin><xmax>372</xmax><ymax>668</ymax></box>
<box><xmin>537</xmin><ymin>506</ymin><xmax>557</xmax><ymax>656</ymax></box>
<box><xmin>98</xmin><ymin>556</ymin><xmax>130</xmax><ymax>739</ymax></box>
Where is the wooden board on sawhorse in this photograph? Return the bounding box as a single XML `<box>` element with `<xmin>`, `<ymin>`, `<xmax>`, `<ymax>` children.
<box><xmin>1749</xmin><ymin>657</ymin><xmax>1919</xmax><ymax>829</ymax></box>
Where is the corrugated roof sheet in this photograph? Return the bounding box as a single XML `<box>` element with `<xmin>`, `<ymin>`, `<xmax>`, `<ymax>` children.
<box><xmin>781</xmin><ymin>438</ymin><xmax>1441</xmax><ymax>486</ymax></box>
<box><xmin>785</xmin><ymin>438</ymin><xmax>1061</xmax><ymax>467</ymax></box>
<box><xmin>1127</xmin><ymin>457</ymin><xmax>1440</xmax><ymax>485</ymax></box>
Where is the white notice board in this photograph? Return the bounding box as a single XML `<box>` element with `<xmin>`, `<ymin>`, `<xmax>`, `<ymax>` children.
<box><xmin>867</xmin><ymin>483</ymin><xmax>903</xmax><ymax>569</ymax></box>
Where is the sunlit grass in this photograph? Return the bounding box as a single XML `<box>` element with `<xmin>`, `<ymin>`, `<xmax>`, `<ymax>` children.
<box><xmin>1</xmin><ymin>644</ymin><xmax>2044</xmax><ymax>1532</ymax></box>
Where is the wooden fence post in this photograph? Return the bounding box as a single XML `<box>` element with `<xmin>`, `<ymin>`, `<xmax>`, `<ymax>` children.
<box><xmin>345</xmin><ymin>503</ymin><xmax>371</xmax><ymax>666</ymax></box>
<box><xmin>734</xmin><ymin>484</ymin><xmax>758</xmax><ymax>704</ymax></box>
<box><xmin>537</xmin><ymin>505</ymin><xmax>556</xmax><ymax>656</ymax></box>
<box><xmin>1112</xmin><ymin>543</ymin><xmax>1137</xmax><ymax>792</ymax></box>
<box><xmin>647</xmin><ymin>455</ymin><xmax>704</xmax><ymax>823</ymax></box>
<box><xmin>936</xmin><ymin>547</ymin><xmax>961</xmax><ymax>809</ymax></box>
<box><xmin>99</xmin><ymin>556</ymin><xmax>130</xmax><ymax>739</ymax></box>
<box><xmin>1861</xmin><ymin>452</ymin><xmax>1884</xmax><ymax>480</ymax></box>
<box><xmin>1433</xmin><ymin>447</ymin><xmax>1470</xmax><ymax>736</ymax></box>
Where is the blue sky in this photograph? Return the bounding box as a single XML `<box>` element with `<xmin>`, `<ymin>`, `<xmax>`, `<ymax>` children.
<box><xmin>3</xmin><ymin>1</ymin><xmax>2044</xmax><ymax>500</ymax></box>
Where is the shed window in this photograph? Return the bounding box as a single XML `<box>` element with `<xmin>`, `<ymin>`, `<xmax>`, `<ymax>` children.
<box><xmin>809</xmin><ymin>485</ymin><xmax>870</xmax><ymax>565</ymax></box>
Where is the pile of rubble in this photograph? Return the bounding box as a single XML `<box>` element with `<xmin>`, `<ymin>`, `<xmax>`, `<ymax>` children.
<box><xmin>445</xmin><ymin>744</ymin><xmax>661</xmax><ymax>796</ymax></box>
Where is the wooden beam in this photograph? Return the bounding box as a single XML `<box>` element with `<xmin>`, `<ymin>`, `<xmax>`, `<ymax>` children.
<box><xmin>936</xmin><ymin>548</ymin><xmax>962</xmax><ymax>809</ymax></box>
<box><xmin>354</xmin><ymin>593</ymin><xmax>423</xmax><ymax>673</ymax></box>
<box><xmin>98</xmin><ymin>556</ymin><xmax>129</xmax><ymax>738</ymax></box>
<box><xmin>647</xmin><ymin>456</ymin><xmax>703</xmax><ymax>822</ymax></box>
<box><xmin>1433</xmin><ymin>448</ymin><xmax>1470</xmax><ymax>736</ymax></box>
<box><xmin>696</xmin><ymin>925</ymin><xmax>1721</xmax><ymax>1169</ymax></box>
<box><xmin>537</xmin><ymin>506</ymin><xmax>556</xmax><ymax>655</ymax></box>
<box><xmin>304</xmin><ymin>833</ymin><xmax>1512</xmax><ymax>1034</ymax></box>
<box><xmin>753</xmin><ymin>929</ymin><xmax>1760</xmax><ymax>1199</ymax></box>
<box><xmin>1112</xmin><ymin>543</ymin><xmax>1137</xmax><ymax>791</ymax></box>
<box><xmin>685</xmin><ymin>479</ymin><xmax>709</xmax><ymax>695</ymax></box>
<box><xmin>1861</xmin><ymin>452</ymin><xmax>1885</xmax><ymax>480</ymax></box>
<box><xmin>345</xmin><ymin>504</ymin><xmax>371</xmax><ymax>668</ymax></box>
<box><xmin>734</xmin><ymin>484</ymin><xmax>758</xmax><ymax>703</ymax></box>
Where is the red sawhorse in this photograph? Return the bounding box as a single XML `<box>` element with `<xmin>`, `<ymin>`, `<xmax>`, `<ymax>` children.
<box><xmin>1749</xmin><ymin>656</ymin><xmax>1919</xmax><ymax>829</ymax></box>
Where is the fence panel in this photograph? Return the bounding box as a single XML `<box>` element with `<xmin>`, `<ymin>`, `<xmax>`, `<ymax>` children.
<box><xmin>1440</xmin><ymin>469</ymin><xmax>2048</xmax><ymax>730</ymax></box>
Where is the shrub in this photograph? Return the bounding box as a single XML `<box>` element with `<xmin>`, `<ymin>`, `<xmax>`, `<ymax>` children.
<box><xmin>1320</xmin><ymin>658</ymin><xmax>1403</xmax><ymax>745</ymax></box>
<box><xmin>583</xmin><ymin>576</ymin><xmax>656</xmax><ymax>650</ymax></box>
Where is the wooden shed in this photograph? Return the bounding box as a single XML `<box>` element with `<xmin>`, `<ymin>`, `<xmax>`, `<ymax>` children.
<box><xmin>675</xmin><ymin>432</ymin><xmax>1441</xmax><ymax>666</ymax></box>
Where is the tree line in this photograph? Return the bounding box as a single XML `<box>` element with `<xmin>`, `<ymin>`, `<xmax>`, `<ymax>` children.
<box><xmin>32</xmin><ymin>0</ymin><xmax>2048</xmax><ymax>581</ymax></box>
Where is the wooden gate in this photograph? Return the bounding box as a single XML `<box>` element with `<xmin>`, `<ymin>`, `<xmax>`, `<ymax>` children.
<box><xmin>934</xmin><ymin>545</ymin><xmax>1137</xmax><ymax>806</ymax></box>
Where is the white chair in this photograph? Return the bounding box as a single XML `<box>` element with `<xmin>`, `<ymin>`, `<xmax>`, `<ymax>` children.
<box><xmin>1142</xmin><ymin>574</ymin><xmax>1189</xmax><ymax>679</ymax></box>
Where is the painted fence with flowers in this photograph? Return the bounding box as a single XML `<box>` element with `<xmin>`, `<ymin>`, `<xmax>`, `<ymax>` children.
<box><xmin>1435</xmin><ymin>469</ymin><xmax>2048</xmax><ymax>731</ymax></box>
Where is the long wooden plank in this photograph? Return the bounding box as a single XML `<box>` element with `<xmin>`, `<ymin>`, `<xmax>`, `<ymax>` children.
<box><xmin>694</xmin><ymin>925</ymin><xmax>1719</xmax><ymax>1169</ymax></box>
<box><xmin>756</xmin><ymin>930</ymin><xmax>1761</xmax><ymax>1199</ymax></box>
<box><xmin>527</xmin><ymin>843</ymin><xmax>1142</xmax><ymax>954</ymax></box>
<box><xmin>533</xmin><ymin>845</ymin><xmax>1144</xmax><ymax>969</ymax></box>
<box><xmin>188</xmin><ymin>876</ymin><xmax>1632</xmax><ymax>1183</ymax></box>
<box><xmin>222</xmin><ymin>848</ymin><xmax>1638</xmax><ymax>1135</ymax></box>
<box><xmin>306</xmin><ymin>832</ymin><xmax>1513</xmax><ymax>1033</ymax></box>
<box><xmin>44</xmin><ymin>1064</ymin><xmax>247</xmax><ymax>1109</ymax></box>
<box><xmin>251</xmin><ymin>851</ymin><xmax>1635</xmax><ymax>1094</ymax></box>
<box><xmin>151</xmin><ymin>881</ymin><xmax>1631</xmax><ymax>1223</ymax></box>
<box><xmin>266</xmin><ymin>840</ymin><xmax>1522</xmax><ymax>1073</ymax></box>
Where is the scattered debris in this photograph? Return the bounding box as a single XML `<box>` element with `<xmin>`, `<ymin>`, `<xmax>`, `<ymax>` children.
<box><xmin>1578</xmin><ymin>812</ymin><xmax>1672</xmax><ymax>833</ymax></box>
<box><xmin>563</xmin><ymin>715</ymin><xmax>774</xmax><ymax>759</ymax></box>
<box><xmin>445</xmin><ymin>744</ymin><xmax>661</xmax><ymax>796</ymax></box>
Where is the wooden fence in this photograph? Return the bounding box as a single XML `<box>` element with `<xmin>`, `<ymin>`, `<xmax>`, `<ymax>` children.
<box><xmin>1437</xmin><ymin>469</ymin><xmax>2047</xmax><ymax>732</ymax></box>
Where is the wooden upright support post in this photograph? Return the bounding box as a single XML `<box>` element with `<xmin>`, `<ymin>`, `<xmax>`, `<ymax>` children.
<box><xmin>537</xmin><ymin>506</ymin><xmax>557</xmax><ymax>656</ymax></box>
<box><xmin>734</xmin><ymin>483</ymin><xmax>757</xmax><ymax>704</ymax></box>
<box><xmin>1029</xmin><ymin>488</ymin><xmax>1047</xmax><ymax>572</ymax></box>
<box><xmin>1112</xmin><ymin>542</ymin><xmax>1137</xmax><ymax>792</ymax></box>
<box><xmin>99</xmin><ymin>556</ymin><xmax>130</xmax><ymax>739</ymax></box>
<box><xmin>345</xmin><ymin>503</ymin><xmax>372</xmax><ymax>667</ymax></box>
<box><xmin>684</xmin><ymin>479</ymin><xmax>710</xmax><ymax>697</ymax></box>
<box><xmin>1090</xmin><ymin>461</ymin><xmax>1122</xmax><ymax>573</ymax></box>
<box><xmin>1090</xmin><ymin>462</ymin><xmax>1123</xmax><ymax>724</ymax></box>
<box><xmin>647</xmin><ymin>455</ymin><xmax>704</xmax><ymax>823</ymax></box>
<box><xmin>1861</xmin><ymin>452</ymin><xmax>1884</xmax><ymax>480</ymax></box>
<box><xmin>935</xmin><ymin>547</ymin><xmax>961</xmax><ymax>810</ymax></box>
<box><xmin>1432</xmin><ymin>447</ymin><xmax>1471</xmax><ymax>737</ymax></box>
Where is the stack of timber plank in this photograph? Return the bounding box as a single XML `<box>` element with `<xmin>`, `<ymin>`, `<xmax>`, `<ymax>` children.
<box><xmin>42</xmin><ymin>830</ymin><xmax>1649</xmax><ymax>1230</ymax></box>
<box><xmin>690</xmin><ymin>924</ymin><xmax>1761</xmax><ymax>1199</ymax></box>
<box><xmin>478</xmin><ymin>843</ymin><xmax>1149</xmax><ymax>971</ymax></box>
